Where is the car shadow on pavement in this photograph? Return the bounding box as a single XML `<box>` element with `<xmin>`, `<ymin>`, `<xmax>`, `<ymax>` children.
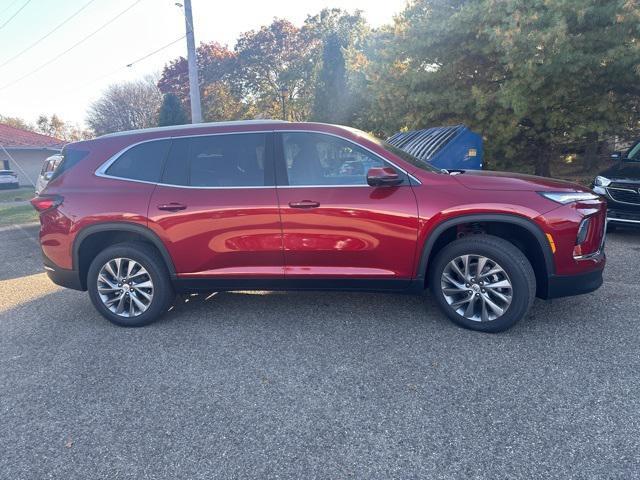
<box><xmin>0</xmin><ymin>278</ymin><xmax>626</xmax><ymax>336</ymax></box>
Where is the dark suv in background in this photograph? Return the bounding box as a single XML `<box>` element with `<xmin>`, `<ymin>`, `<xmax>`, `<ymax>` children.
<box><xmin>31</xmin><ymin>120</ymin><xmax>606</xmax><ymax>332</ymax></box>
<box><xmin>593</xmin><ymin>140</ymin><xmax>640</xmax><ymax>228</ymax></box>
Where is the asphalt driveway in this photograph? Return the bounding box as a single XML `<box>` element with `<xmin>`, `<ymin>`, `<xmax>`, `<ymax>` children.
<box><xmin>1</xmin><ymin>223</ymin><xmax>639</xmax><ymax>479</ymax></box>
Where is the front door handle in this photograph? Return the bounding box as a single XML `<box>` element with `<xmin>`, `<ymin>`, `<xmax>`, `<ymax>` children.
<box><xmin>288</xmin><ymin>200</ymin><xmax>320</xmax><ymax>209</ymax></box>
<box><xmin>157</xmin><ymin>202</ymin><xmax>187</xmax><ymax>212</ymax></box>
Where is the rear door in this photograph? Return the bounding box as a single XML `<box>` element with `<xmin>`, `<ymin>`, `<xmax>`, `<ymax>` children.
<box><xmin>148</xmin><ymin>132</ymin><xmax>284</xmax><ymax>279</ymax></box>
<box><xmin>274</xmin><ymin>131</ymin><xmax>420</xmax><ymax>284</ymax></box>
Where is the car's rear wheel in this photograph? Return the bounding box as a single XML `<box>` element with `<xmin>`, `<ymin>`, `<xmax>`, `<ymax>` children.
<box><xmin>429</xmin><ymin>235</ymin><xmax>536</xmax><ymax>333</ymax></box>
<box><xmin>87</xmin><ymin>242</ymin><xmax>174</xmax><ymax>327</ymax></box>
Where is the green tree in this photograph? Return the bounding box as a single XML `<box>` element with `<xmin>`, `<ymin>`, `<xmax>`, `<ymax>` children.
<box><xmin>235</xmin><ymin>19</ymin><xmax>317</xmax><ymax>120</ymax></box>
<box><xmin>365</xmin><ymin>0</ymin><xmax>640</xmax><ymax>176</ymax></box>
<box><xmin>312</xmin><ymin>33</ymin><xmax>349</xmax><ymax>123</ymax></box>
<box><xmin>158</xmin><ymin>93</ymin><xmax>189</xmax><ymax>126</ymax></box>
<box><xmin>304</xmin><ymin>9</ymin><xmax>370</xmax><ymax>124</ymax></box>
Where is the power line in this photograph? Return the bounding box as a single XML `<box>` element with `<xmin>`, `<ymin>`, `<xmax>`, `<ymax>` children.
<box><xmin>0</xmin><ymin>0</ymin><xmax>21</xmax><ymax>18</ymax></box>
<box><xmin>126</xmin><ymin>35</ymin><xmax>185</xmax><ymax>67</ymax></box>
<box><xmin>57</xmin><ymin>35</ymin><xmax>186</xmax><ymax>97</ymax></box>
<box><xmin>0</xmin><ymin>0</ymin><xmax>31</xmax><ymax>30</ymax></box>
<box><xmin>0</xmin><ymin>0</ymin><xmax>143</xmax><ymax>91</ymax></box>
<box><xmin>0</xmin><ymin>0</ymin><xmax>99</xmax><ymax>69</ymax></box>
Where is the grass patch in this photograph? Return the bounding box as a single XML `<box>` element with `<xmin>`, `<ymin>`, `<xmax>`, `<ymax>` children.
<box><xmin>0</xmin><ymin>187</ymin><xmax>35</xmax><ymax>202</ymax></box>
<box><xmin>0</xmin><ymin>203</ymin><xmax>38</xmax><ymax>226</ymax></box>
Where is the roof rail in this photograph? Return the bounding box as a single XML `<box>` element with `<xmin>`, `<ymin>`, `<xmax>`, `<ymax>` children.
<box><xmin>98</xmin><ymin>119</ymin><xmax>288</xmax><ymax>139</ymax></box>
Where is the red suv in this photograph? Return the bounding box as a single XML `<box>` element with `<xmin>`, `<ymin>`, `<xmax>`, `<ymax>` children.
<box><xmin>32</xmin><ymin>121</ymin><xmax>606</xmax><ymax>332</ymax></box>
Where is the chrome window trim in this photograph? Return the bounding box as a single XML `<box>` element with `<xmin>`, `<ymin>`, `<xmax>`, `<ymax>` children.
<box><xmin>94</xmin><ymin>128</ymin><xmax>422</xmax><ymax>189</ymax></box>
<box><xmin>94</xmin><ymin>130</ymin><xmax>273</xmax><ymax>188</ymax></box>
<box><xmin>276</xmin><ymin>184</ymin><xmax>371</xmax><ymax>189</ymax></box>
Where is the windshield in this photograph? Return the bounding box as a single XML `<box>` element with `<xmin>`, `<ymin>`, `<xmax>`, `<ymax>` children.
<box><xmin>346</xmin><ymin>127</ymin><xmax>442</xmax><ymax>173</ymax></box>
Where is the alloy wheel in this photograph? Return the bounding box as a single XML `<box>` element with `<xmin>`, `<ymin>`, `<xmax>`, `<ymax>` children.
<box><xmin>440</xmin><ymin>254</ymin><xmax>513</xmax><ymax>322</ymax></box>
<box><xmin>97</xmin><ymin>257</ymin><xmax>154</xmax><ymax>318</ymax></box>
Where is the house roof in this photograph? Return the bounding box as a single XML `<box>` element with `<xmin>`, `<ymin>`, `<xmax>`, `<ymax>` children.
<box><xmin>0</xmin><ymin>123</ymin><xmax>64</xmax><ymax>149</ymax></box>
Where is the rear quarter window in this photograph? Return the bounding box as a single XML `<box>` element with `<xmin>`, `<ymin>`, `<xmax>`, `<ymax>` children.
<box><xmin>50</xmin><ymin>149</ymin><xmax>89</xmax><ymax>181</ymax></box>
<box><xmin>105</xmin><ymin>140</ymin><xmax>171</xmax><ymax>183</ymax></box>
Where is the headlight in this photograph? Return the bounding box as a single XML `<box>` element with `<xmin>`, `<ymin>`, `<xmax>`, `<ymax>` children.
<box><xmin>594</xmin><ymin>176</ymin><xmax>611</xmax><ymax>187</ymax></box>
<box><xmin>538</xmin><ymin>191</ymin><xmax>599</xmax><ymax>204</ymax></box>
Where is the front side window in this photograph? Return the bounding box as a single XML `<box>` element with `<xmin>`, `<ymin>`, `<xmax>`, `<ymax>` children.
<box><xmin>106</xmin><ymin>140</ymin><xmax>171</xmax><ymax>182</ymax></box>
<box><xmin>281</xmin><ymin>132</ymin><xmax>402</xmax><ymax>186</ymax></box>
<box><xmin>162</xmin><ymin>133</ymin><xmax>267</xmax><ymax>187</ymax></box>
<box><xmin>627</xmin><ymin>141</ymin><xmax>640</xmax><ymax>161</ymax></box>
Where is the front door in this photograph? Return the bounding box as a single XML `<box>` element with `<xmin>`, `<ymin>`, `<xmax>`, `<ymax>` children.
<box><xmin>147</xmin><ymin>132</ymin><xmax>284</xmax><ymax>280</ymax></box>
<box><xmin>274</xmin><ymin>131</ymin><xmax>419</xmax><ymax>285</ymax></box>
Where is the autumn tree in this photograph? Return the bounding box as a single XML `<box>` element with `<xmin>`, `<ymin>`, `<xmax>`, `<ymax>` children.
<box><xmin>235</xmin><ymin>19</ymin><xmax>317</xmax><ymax>120</ymax></box>
<box><xmin>87</xmin><ymin>78</ymin><xmax>162</xmax><ymax>136</ymax></box>
<box><xmin>0</xmin><ymin>115</ymin><xmax>33</xmax><ymax>131</ymax></box>
<box><xmin>158</xmin><ymin>93</ymin><xmax>189</xmax><ymax>126</ymax></box>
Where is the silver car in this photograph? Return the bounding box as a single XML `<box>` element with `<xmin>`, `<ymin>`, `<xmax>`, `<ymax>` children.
<box><xmin>0</xmin><ymin>170</ymin><xmax>19</xmax><ymax>189</ymax></box>
<box><xmin>35</xmin><ymin>154</ymin><xmax>63</xmax><ymax>195</ymax></box>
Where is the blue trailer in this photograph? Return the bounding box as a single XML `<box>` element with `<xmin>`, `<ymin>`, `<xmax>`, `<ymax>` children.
<box><xmin>387</xmin><ymin>125</ymin><xmax>483</xmax><ymax>170</ymax></box>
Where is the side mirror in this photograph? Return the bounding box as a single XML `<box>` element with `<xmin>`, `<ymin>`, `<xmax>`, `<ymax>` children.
<box><xmin>611</xmin><ymin>151</ymin><xmax>624</xmax><ymax>161</ymax></box>
<box><xmin>366</xmin><ymin>167</ymin><xmax>402</xmax><ymax>187</ymax></box>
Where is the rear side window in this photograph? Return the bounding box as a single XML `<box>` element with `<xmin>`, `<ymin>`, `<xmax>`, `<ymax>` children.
<box><xmin>106</xmin><ymin>140</ymin><xmax>171</xmax><ymax>182</ymax></box>
<box><xmin>162</xmin><ymin>133</ymin><xmax>267</xmax><ymax>187</ymax></box>
<box><xmin>50</xmin><ymin>149</ymin><xmax>89</xmax><ymax>181</ymax></box>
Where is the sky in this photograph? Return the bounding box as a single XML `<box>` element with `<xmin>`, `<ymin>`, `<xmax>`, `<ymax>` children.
<box><xmin>0</xmin><ymin>0</ymin><xmax>407</xmax><ymax>128</ymax></box>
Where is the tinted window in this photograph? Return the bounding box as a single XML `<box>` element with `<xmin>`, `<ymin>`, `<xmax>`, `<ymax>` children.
<box><xmin>282</xmin><ymin>132</ymin><xmax>402</xmax><ymax>186</ymax></box>
<box><xmin>106</xmin><ymin>140</ymin><xmax>171</xmax><ymax>182</ymax></box>
<box><xmin>162</xmin><ymin>133</ymin><xmax>267</xmax><ymax>187</ymax></box>
<box><xmin>50</xmin><ymin>149</ymin><xmax>88</xmax><ymax>181</ymax></box>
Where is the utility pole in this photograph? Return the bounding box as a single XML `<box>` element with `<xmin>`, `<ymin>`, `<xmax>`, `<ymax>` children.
<box><xmin>182</xmin><ymin>0</ymin><xmax>202</xmax><ymax>123</ymax></box>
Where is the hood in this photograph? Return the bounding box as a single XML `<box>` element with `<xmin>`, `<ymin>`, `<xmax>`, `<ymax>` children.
<box><xmin>598</xmin><ymin>161</ymin><xmax>640</xmax><ymax>182</ymax></box>
<box><xmin>453</xmin><ymin>170</ymin><xmax>587</xmax><ymax>192</ymax></box>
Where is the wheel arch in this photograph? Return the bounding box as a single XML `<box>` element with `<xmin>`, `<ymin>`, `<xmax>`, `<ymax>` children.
<box><xmin>417</xmin><ymin>213</ymin><xmax>555</xmax><ymax>295</ymax></box>
<box><xmin>73</xmin><ymin>222</ymin><xmax>176</xmax><ymax>290</ymax></box>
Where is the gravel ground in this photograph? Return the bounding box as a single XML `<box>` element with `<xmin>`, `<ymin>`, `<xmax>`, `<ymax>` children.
<box><xmin>1</xmin><ymin>224</ymin><xmax>639</xmax><ymax>479</ymax></box>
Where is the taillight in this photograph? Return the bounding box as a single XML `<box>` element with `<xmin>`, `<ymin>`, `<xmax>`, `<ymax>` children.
<box><xmin>30</xmin><ymin>194</ymin><xmax>63</xmax><ymax>212</ymax></box>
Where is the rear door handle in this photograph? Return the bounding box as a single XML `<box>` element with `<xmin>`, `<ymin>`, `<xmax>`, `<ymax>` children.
<box><xmin>288</xmin><ymin>200</ymin><xmax>320</xmax><ymax>209</ymax></box>
<box><xmin>157</xmin><ymin>203</ymin><xmax>187</xmax><ymax>212</ymax></box>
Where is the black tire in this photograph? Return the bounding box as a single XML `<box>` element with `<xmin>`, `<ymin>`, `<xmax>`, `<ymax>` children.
<box><xmin>429</xmin><ymin>235</ymin><xmax>536</xmax><ymax>333</ymax></box>
<box><xmin>87</xmin><ymin>242</ymin><xmax>174</xmax><ymax>327</ymax></box>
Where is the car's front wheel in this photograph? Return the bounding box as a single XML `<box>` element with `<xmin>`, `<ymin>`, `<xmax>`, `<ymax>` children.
<box><xmin>429</xmin><ymin>235</ymin><xmax>536</xmax><ymax>333</ymax></box>
<box><xmin>87</xmin><ymin>242</ymin><xmax>174</xmax><ymax>327</ymax></box>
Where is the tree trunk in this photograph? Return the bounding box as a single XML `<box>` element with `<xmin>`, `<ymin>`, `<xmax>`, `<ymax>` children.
<box><xmin>584</xmin><ymin>132</ymin><xmax>599</xmax><ymax>173</ymax></box>
<box><xmin>534</xmin><ymin>149</ymin><xmax>552</xmax><ymax>177</ymax></box>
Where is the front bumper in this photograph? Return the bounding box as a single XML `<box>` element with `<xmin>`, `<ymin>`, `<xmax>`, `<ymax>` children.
<box><xmin>607</xmin><ymin>208</ymin><xmax>640</xmax><ymax>226</ymax></box>
<box><xmin>544</xmin><ymin>266</ymin><xmax>604</xmax><ymax>299</ymax></box>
